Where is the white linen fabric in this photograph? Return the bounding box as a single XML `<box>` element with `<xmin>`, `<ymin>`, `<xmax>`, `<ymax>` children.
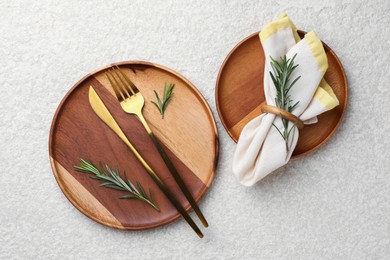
<box><xmin>233</xmin><ymin>14</ymin><xmax>339</xmax><ymax>186</ymax></box>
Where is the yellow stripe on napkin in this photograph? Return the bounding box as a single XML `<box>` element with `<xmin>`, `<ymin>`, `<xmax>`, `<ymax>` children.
<box><xmin>278</xmin><ymin>13</ymin><xmax>301</xmax><ymax>42</ymax></box>
<box><xmin>313</xmin><ymin>79</ymin><xmax>340</xmax><ymax>109</ymax></box>
<box><xmin>304</xmin><ymin>31</ymin><xmax>328</xmax><ymax>74</ymax></box>
<box><xmin>259</xmin><ymin>14</ymin><xmax>294</xmax><ymax>42</ymax></box>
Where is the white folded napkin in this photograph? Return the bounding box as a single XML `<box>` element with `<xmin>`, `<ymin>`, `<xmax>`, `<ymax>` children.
<box><xmin>232</xmin><ymin>14</ymin><xmax>339</xmax><ymax>186</ymax></box>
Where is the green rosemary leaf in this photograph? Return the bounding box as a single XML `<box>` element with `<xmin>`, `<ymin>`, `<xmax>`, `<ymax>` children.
<box><xmin>73</xmin><ymin>165</ymin><xmax>88</xmax><ymax>172</ymax></box>
<box><xmin>289</xmin><ymin>101</ymin><xmax>300</xmax><ymax>112</ymax></box>
<box><xmin>286</xmin><ymin>75</ymin><xmax>301</xmax><ymax>92</ymax></box>
<box><xmin>122</xmin><ymin>171</ymin><xmax>136</xmax><ymax>192</ymax></box>
<box><xmin>163</xmin><ymin>82</ymin><xmax>168</xmax><ymax>101</ymax></box>
<box><xmin>272</xmin><ymin>123</ymin><xmax>284</xmax><ymax>138</ymax></box>
<box><xmin>123</xmin><ymin>171</ymin><xmax>128</xmax><ymax>183</ymax></box>
<box><xmin>101</xmin><ymin>184</ymin><xmax>125</xmax><ymax>190</ymax></box>
<box><xmin>167</xmin><ymin>83</ymin><xmax>174</xmax><ymax>95</ymax></box>
<box><xmin>107</xmin><ymin>166</ymin><xmax>119</xmax><ymax>182</ymax></box>
<box><xmin>96</xmin><ymin>175</ymin><xmax>115</xmax><ymax>182</ymax></box>
<box><xmin>153</xmin><ymin>90</ymin><xmax>162</xmax><ymax>107</ymax></box>
<box><xmin>151</xmin><ymin>82</ymin><xmax>175</xmax><ymax>119</ymax></box>
<box><xmin>151</xmin><ymin>101</ymin><xmax>162</xmax><ymax>113</ymax></box>
<box><xmin>287</xmin><ymin>124</ymin><xmax>296</xmax><ymax>137</ymax></box>
<box><xmin>269</xmin><ymin>54</ymin><xmax>301</xmax><ymax>152</ymax></box>
<box><xmin>74</xmin><ymin>159</ymin><xmax>159</xmax><ymax>211</ymax></box>
<box><xmin>120</xmin><ymin>195</ymin><xmax>138</xmax><ymax>199</ymax></box>
<box><xmin>149</xmin><ymin>188</ymin><xmax>155</xmax><ymax>204</ymax></box>
<box><xmin>100</xmin><ymin>182</ymin><xmax>113</xmax><ymax>186</ymax></box>
<box><xmin>270</xmin><ymin>56</ymin><xmax>281</xmax><ymax>72</ymax></box>
<box><xmin>136</xmin><ymin>181</ymin><xmax>144</xmax><ymax>197</ymax></box>
<box><xmin>127</xmin><ymin>178</ymin><xmax>138</xmax><ymax>193</ymax></box>
<box><xmin>162</xmin><ymin>97</ymin><xmax>172</xmax><ymax>112</ymax></box>
<box><xmin>269</xmin><ymin>72</ymin><xmax>279</xmax><ymax>90</ymax></box>
<box><xmin>79</xmin><ymin>160</ymin><xmax>101</xmax><ymax>176</ymax></box>
<box><xmin>117</xmin><ymin>175</ymin><xmax>132</xmax><ymax>190</ymax></box>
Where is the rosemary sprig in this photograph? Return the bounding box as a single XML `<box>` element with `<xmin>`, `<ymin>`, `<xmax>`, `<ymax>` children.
<box><xmin>269</xmin><ymin>54</ymin><xmax>301</xmax><ymax>152</ymax></box>
<box><xmin>151</xmin><ymin>82</ymin><xmax>175</xmax><ymax>119</ymax></box>
<box><xmin>74</xmin><ymin>159</ymin><xmax>159</xmax><ymax>211</ymax></box>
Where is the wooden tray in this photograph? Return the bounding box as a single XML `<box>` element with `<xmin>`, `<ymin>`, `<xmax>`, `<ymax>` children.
<box><xmin>216</xmin><ymin>31</ymin><xmax>348</xmax><ymax>158</ymax></box>
<box><xmin>49</xmin><ymin>61</ymin><xmax>219</xmax><ymax>230</ymax></box>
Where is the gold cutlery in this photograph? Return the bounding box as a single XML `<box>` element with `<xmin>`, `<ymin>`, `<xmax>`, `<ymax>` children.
<box><xmin>88</xmin><ymin>86</ymin><xmax>203</xmax><ymax>238</ymax></box>
<box><xmin>105</xmin><ymin>66</ymin><xmax>208</xmax><ymax>228</ymax></box>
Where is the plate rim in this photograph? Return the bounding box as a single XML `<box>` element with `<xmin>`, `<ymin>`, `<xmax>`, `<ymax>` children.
<box><xmin>215</xmin><ymin>30</ymin><xmax>348</xmax><ymax>158</ymax></box>
<box><xmin>49</xmin><ymin>60</ymin><xmax>219</xmax><ymax>230</ymax></box>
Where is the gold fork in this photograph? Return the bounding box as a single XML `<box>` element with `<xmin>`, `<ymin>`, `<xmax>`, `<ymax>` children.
<box><xmin>106</xmin><ymin>66</ymin><xmax>208</xmax><ymax>228</ymax></box>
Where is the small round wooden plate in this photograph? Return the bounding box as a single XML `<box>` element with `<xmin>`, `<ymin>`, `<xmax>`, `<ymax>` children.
<box><xmin>49</xmin><ymin>61</ymin><xmax>219</xmax><ymax>230</ymax></box>
<box><xmin>216</xmin><ymin>31</ymin><xmax>348</xmax><ymax>158</ymax></box>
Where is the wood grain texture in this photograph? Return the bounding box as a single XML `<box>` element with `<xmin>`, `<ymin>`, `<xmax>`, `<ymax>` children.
<box><xmin>50</xmin><ymin>157</ymin><xmax>124</xmax><ymax>229</ymax></box>
<box><xmin>49</xmin><ymin>61</ymin><xmax>219</xmax><ymax>230</ymax></box>
<box><xmin>216</xmin><ymin>31</ymin><xmax>348</xmax><ymax>158</ymax></box>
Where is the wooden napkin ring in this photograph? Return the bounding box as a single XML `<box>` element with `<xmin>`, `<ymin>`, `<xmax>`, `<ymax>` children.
<box><xmin>260</xmin><ymin>102</ymin><xmax>304</xmax><ymax>129</ymax></box>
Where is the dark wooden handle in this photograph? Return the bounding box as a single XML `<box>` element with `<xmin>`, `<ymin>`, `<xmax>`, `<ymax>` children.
<box><xmin>149</xmin><ymin>131</ymin><xmax>209</xmax><ymax>227</ymax></box>
<box><xmin>138</xmin><ymin>113</ymin><xmax>208</xmax><ymax>227</ymax></box>
<box><xmin>143</xmin><ymin>164</ymin><xmax>204</xmax><ymax>238</ymax></box>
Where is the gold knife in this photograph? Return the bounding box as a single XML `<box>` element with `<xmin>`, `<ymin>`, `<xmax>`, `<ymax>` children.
<box><xmin>88</xmin><ymin>86</ymin><xmax>203</xmax><ymax>238</ymax></box>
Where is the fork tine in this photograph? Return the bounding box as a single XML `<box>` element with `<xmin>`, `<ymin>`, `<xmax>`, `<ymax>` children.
<box><xmin>106</xmin><ymin>72</ymin><xmax>125</xmax><ymax>101</ymax></box>
<box><xmin>111</xmin><ymin>68</ymin><xmax>135</xmax><ymax>96</ymax></box>
<box><xmin>109</xmin><ymin>69</ymin><xmax>132</xmax><ymax>99</ymax></box>
<box><xmin>115</xmin><ymin>66</ymin><xmax>140</xmax><ymax>93</ymax></box>
<box><xmin>112</xmin><ymin>67</ymin><xmax>136</xmax><ymax>95</ymax></box>
<box><xmin>108</xmin><ymin>69</ymin><xmax>130</xmax><ymax>99</ymax></box>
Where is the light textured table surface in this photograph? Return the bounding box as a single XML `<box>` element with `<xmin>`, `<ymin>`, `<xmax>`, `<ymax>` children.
<box><xmin>1</xmin><ymin>0</ymin><xmax>389</xmax><ymax>259</ymax></box>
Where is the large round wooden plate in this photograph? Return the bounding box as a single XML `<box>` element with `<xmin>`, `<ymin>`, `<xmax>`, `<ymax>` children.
<box><xmin>49</xmin><ymin>61</ymin><xmax>219</xmax><ymax>230</ymax></box>
<box><xmin>216</xmin><ymin>31</ymin><xmax>348</xmax><ymax>158</ymax></box>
